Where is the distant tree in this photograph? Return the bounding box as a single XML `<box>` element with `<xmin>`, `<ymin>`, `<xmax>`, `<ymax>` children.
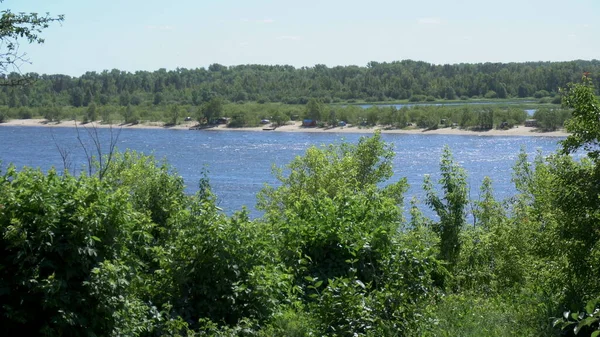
<box><xmin>122</xmin><ymin>104</ymin><xmax>138</xmax><ymax>124</ymax></box>
<box><xmin>497</xmin><ymin>84</ymin><xmax>508</xmax><ymax>99</ymax></box>
<box><xmin>327</xmin><ymin>109</ymin><xmax>337</xmax><ymax>127</ymax></box>
<box><xmin>304</xmin><ymin>98</ymin><xmax>324</xmax><ymax>121</ymax></box>
<box><xmin>7</xmin><ymin>89</ymin><xmax>18</xmax><ymax>107</ymax></box>
<box><xmin>44</xmin><ymin>105</ymin><xmax>61</xmax><ymax>122</ymax></box>
<box><xmin>271</xmin><ymin>110</ymin><xmax>288</xmax><ymax>127</ymax></box>
<box><xmin>86</xmin><ymin>102</ymin><xmax>97</xmax><ymax>122</ymax></box>
<box><xmin>119</xmin><ymin>92</ymin><xmax>130</xmax><ymax>106</ymax></box>
<box><xmin>70</xmin><ymin>87</ymin><xmax>84</xmax><ymax>107</ymax></box>
<box><xmin>198</xmin><ymin>97</ymin><xmax>223</xmax><ymax>124</ymax></box>
<box><xmin>153</xmin><ymin>92</ymin><xmax>163</xmax><ymax>105</ymax></box>
<box><xmin>83</xmin><ymin>89</ymin><xmax>93</xmax><ymax>106</ymax></box>
<box><xmin>444</xmin><ymin>86</ymin><xmax>457</xmax><ymax>100</ymax></box>
<box><xmin>100</xmin><ymin>106</ymin><xmax>111</xmax><ymax>123</ymax></box>
<box><xmin>168</xmin><ymin>105</ymin><xmax>180</xmax><ymax>125</ymax></box>
<box><xmin>130</xmin><ymin>94</ymin><xmax>142</xmax><ymax>106</ymax></box>
<box><xmin>99</xmin><ymin>94</ymin><xmax>110</xmax><ymax>105</ymax></box>
<box><xmin>191</xmin><ymin>90</ymin><xmax>200</xmax><ymax>106</ymax></box>
<box><xmin>484</xmin><ymin>90</ymin><xmax>498</xmax><ymax>99</ymax></box>
<box><xmin>517</xmin><ymin>84</ymin><xmax>530</xmax><ymax>98</ymax></box>
<box><xmin>533</xmin><ymin>90</ymin><xmax>550</xmax><ymax>98</ymax></box>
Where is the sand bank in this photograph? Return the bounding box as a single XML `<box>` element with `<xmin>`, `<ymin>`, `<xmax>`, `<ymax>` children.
<box><xmin>0</xmin><ymin>119</ymin><xmax>568</xmax><ymax>137</ymax></box>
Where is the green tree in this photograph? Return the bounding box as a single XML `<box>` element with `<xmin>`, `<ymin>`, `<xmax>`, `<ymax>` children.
<box><xmin>445</xmin><ymin>86</ymin><xmax>457</xmax><ymax>100</ymax></box>
<box><xmin>258</xmin><ymin>133</ymin><xmax>407</xmax><ymax>282</ymax></box>
<box><xmin>270</xmin><ymin>109</ymin><xmax>288</xmax><ymax>127</ymax></box>
<box><xmin>86</xmin><ymin>102</ymin><xmax>97</xmax><ymax>122</ymax></box>
<box><xmin>70</xmin><ymin>87</ymin><xmax>84</xmax><ymax>107</ymax></box>
<box><xmin>153</xmin><ymin>92</ymin><xmax>163</xmax><ymax>105</ymax></box>
<box><xmin>424</xmin><ymin>146</ymin><xmax>468</xmax><ymax>271</ymax></box>
<box><xmin>304</xmin><ymin>98</ymin><xmax>324</xmax><ymax>121</ymax></box>
<box><xmin>560</xmin><ymin>75</ymin><xmax>600</xmax><ymax>159</ymax></box>
<box><xmin>198</xmin><ymin>97</ymin><xmax>223</xmax><ymax>124</ymax></box>
<box><xmin>168</xmin><ymin>104</ymin><xmax>179</xmax><ymax>126</ymax></box>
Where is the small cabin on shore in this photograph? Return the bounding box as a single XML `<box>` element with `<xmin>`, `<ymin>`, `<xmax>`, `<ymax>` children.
<box><xmin>525</xmin><ymin>119</ymin><xmax>538</xmax><ymax>127</ymax></box>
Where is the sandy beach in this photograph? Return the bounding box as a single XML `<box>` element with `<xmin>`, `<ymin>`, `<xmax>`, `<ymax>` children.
<box><xmin>0</xmin><ymin>119</ymin><xmax>569</xmax><ymax>137</ymax></box>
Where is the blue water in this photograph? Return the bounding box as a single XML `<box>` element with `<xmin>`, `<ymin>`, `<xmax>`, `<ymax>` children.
<box><xmin>0</xmin><ymin>126</ymin><xmax>566</xmax><ymax>218</ymax></box>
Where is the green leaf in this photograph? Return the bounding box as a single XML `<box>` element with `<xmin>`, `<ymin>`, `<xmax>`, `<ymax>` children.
<box><xmin>355</xmin><ymin>279</ymin><xmax>365</xmax><ymax>289</ymax></box>
<box><xmin>591</xmin><ymin>330</ymin><xmax>600</xmax><ymax>337</ymax></box>
<box><xmin>314</xmin><ymin>280</ymin><xmax>323</xmax><ymax>288</ymax></box>
<box><xmin>586</xmin><ymin>300</ymin><xmax>598</xmax><ymax>315</ymax></box>
<box><xmin>576</xmin><ymin>317</ymin><xmax>598</xmax><ymax>334</ymax></box>
<box><xmin>91</xmin><ymin>236</ymin><xmax>101</xmax><ymax>242</ymax></box>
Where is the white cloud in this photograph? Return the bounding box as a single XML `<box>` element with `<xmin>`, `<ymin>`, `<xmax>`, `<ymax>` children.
<box><xmin>417</xmin><ymin>17</ymin><xmax>442</xmax><ymax>25</ymax></box>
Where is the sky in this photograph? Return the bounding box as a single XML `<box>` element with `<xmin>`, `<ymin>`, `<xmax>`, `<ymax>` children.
<box><xmin>6</xmin><ymin>0</ymin><xmax>600</xmax><ymax>76</ymax></box>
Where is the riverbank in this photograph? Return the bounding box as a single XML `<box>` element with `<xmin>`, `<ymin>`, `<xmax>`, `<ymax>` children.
<box><xmin>0</xmin><ymin>119</ymin><xmax>569</xmax><ymax>137</ymax></box>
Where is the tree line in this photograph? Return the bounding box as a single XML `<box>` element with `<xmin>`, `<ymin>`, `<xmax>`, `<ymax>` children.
<box><xmin>1</xmin><ymin>60</ymin><xmax>599</xmax><ymax>109</ymax></box>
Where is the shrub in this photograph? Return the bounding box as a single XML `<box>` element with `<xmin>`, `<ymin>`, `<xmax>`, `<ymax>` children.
<box><xmin>484</xmin><ymin>90</ymin><xmax>498</xmax><ymax>99</ymax></box>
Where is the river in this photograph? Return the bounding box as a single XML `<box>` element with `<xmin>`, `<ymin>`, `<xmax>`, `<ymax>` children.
<box><xmin>0</xmin><ymin>125</ymin><xmax>566</xmax><ymax>218</ymax></box>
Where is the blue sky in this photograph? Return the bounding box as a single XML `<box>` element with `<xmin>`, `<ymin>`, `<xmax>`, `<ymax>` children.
<box><xmin>7</xmin><ymin>0</ymin><xmax>600</xmax><ymax>76</ymax></box>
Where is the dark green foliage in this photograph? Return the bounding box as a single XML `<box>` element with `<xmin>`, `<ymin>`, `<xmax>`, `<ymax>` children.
<box><xmin>0</xmin><ymin>166</ymin><xmax>154</xmax><ymax>335</ymax></box>
<box><xmin>561</xmin><ymin>76</ymin><xmax>600</xmax><ymax>159</ymax></box>
<box><xmin>3</xmin><ymin>60</ymin><xmax>600</xmax><ymax>110</ymax></box>
<box><xmin>554</xmin><ymin>298</ymin><xmax>600</xmax><ymax>337</ymax></box>
<box><xmin>533</xmin><ymin>107</ymin><xmax>571</xmax><ymax>131</ymax></box>
<box><xmin>85</xmin><ymin>102</ymin><xmax>97</xmax><ymax>122</ymax></box>
<box><xmin>257</xmin><ymin>133</ymin><xmax>445</xmax><ymax>335</ymax></box>
<box><xmin>424</xmin><ymin>146</ymin><xmax>468</xmax><ymax>271</ymax></box>
<box><xmin>198</xmin><ymin>97</ymin><xmax>223</xmax><ymax>124</ymax></box>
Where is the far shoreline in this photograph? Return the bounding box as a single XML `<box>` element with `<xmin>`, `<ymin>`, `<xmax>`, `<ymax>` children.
<box><xmin>0</xmin><ymin>118</ymin><xmax>569</xmax><ymax>137</ymax></box>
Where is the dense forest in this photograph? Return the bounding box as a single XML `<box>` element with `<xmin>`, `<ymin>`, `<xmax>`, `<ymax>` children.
<box><xmin>1</xmin><ymin>60</ymin><xmax>591</xmax><ymax>132</ymax></box>
<box><xmin>1</xmin><ymin>77</ymin><xmax>599</xmax><ymax>336</ymax></box>
<box><xmin>1</xmin><ymin>60</ymin><xmax>599</xmax><ymax>109</ymax></box>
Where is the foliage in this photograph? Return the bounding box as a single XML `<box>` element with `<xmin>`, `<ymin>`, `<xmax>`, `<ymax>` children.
<box><xmin>554</xmin><ymin>298</ymin><xmax>600</xmax><ymax>337</ymax></box>
<box><xmin>0</xmin><ymin>166</ymin><xmax>155</xmax><ymax>335</ymax></box>
<box><xmin>258</xmin><ymin>132</ymin><xmax>446</xmax><ymax>335</ymax></box>
<box><xmin>424</xmin><ymin>146</ymin><xmax>468</xmax><ymax>271</ymax></box>
<box><xmin>1</xmin><ymin>59</ymin><xmax>599</xmax><ymax>110</ymax></box>
<box><xmin>561</xmin><ymin>76</ymin><xmax>600</xmax><ymax>159</ymax></box>
<box><xmin>534</xmin><ymin>107</ymin><xmax>571</xmax><ymax>131</ymax></box>
<box><xmin>198</xmin><ymin>97</ymin><xmax>223</xmax><ymax>124</ymax></box>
